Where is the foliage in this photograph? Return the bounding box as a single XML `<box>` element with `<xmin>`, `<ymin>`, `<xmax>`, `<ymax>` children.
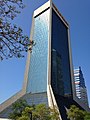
<box><xmin>0</xmin><ymin>0</ymin><xmax>33</xmax><ymax>61</ymax></box>
<box><xmin>9</xmin><ymin>99</ymin><xmax>60</xmax><ymax>120</ymax></box>
<box><xmin>67</xmin><ymin>105</ymin><xmax>90</xmax><ymax>120</ymax></box>
<box><xmin>9</xmin><ymin>99</ymin><xmax>29</xmax><ymax>120</ymax></box>
<box><xmin>84</xmin><ymin>112</ymin><xmax>90</xmax><ymax>120</ymax></box>
<box><xmin>17</xmin><ymin>106</ymin><xmax>34</xmax><ymax>120</ymax></box>
<box><xmin>32</xmin><ymin>104</ymin><xmax>51</xmax><ymax>120</ymax></box>
<box><xmin>50</xmin><ymin>106</ymin><xmax>60</xmax><ymax>120</ymax></box>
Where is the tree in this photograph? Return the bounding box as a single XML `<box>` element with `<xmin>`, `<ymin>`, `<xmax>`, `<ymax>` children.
<box><xmin>67</xmin><ymin>105</ymin><xmax>90</xmax><ymax>120</ymax></box>
<box><xmin>17</xmin><ymin>106</ymin><xmax>34</xmax><ymax>120</ymax></box>
<box><xmin>49</xmin><ymin>106</ymin><xmax>60</xmax><ymax>120</ymax></box>
<box><xmin>9</xmin><ymin>99</ymin><xmax>29</xmax><ymax>120</ymax></box>
<box><xmin>17</xmin><ymin>104</ymin><xmax>59</xmax><ymax>120</ymax></box>
<box><xmin>0</xmin><ymin>0</ymin><xmax>34</xmax><ymax>61</ymax></box>
<box><xmin>84</xmin><ymin>112</ymin><xmax>90</xmax><ymax>120</ymax></box>
<box><xmin>9</xmin><ymin>99</ymin><xmax>60</xmax><ymax>120</ymax></box>
<box><xmin>32</xmin><ymin>104</ymin><xmax>52</xmax><ymax>120</ymax></box>
<box><xmin>67</xmin><ymin>105</ymin><xmax>84</xmax><ymax>120</ymax></box>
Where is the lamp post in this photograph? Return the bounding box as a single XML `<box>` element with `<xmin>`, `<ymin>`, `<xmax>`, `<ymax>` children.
<box><xmin>28</xmin><ymin>111</ymin><xmax>32</xmax><ymax>120</ymax></box>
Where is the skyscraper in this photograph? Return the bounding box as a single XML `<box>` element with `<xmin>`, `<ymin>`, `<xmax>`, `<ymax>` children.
<box><xmin>74</xmin><ymin>67</ymin><xmax>89</xmax><ymax>106</ymax></box>
<box><xmin>0</xmin><ymin>1</ymin><xmax>89</xmax><ymax>119</ymax></box>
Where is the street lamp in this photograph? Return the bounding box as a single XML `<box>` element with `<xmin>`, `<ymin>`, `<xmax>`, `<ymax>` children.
<box><xmin>28</xmin><ymin>111</ymin><xmax>32</xmax><ymax>120</ymax></box>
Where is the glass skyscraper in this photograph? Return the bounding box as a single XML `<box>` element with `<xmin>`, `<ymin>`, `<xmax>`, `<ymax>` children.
<box><xmin>0</xmin><ymin>1</ymin><xmax>90</xmax><ymax>119</ymax></box>
<box><xmin>74</xmin><ymin>67</ymin><xmax>89</xmax><ymax>106</ymax></box>
<box><xmin>24</xmin><ymin>1</ymin><xmax>74</xmax><ymax>110</ymax></box>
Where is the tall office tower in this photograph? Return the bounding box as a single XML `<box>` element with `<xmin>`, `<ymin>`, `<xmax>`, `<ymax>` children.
<box><xmin>0</xmin><ymin>1</ymin><xmax>90</xmax><ymax>120</ymax></box>
<box><xmin>74</xmin><ymin>67</ymin><xmax>89</xmax><ymax>106</ymax></box>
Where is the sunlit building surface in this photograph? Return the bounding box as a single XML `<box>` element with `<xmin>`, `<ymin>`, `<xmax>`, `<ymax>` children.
<box><xmin>0</xmin><ymin>1</ymin><xmax>90</xmax><ymax>120</ymax></box>
<box><xmin>74</xmin><ymin>67</ymin><xmax>89</xmax><ymax>106</ymax></box>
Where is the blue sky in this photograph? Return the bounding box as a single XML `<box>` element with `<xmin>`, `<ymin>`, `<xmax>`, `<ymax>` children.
<box><xmin>0</xmin><ymin>0</ymin><xmax>90</xmax><ymax>106</ymax></box>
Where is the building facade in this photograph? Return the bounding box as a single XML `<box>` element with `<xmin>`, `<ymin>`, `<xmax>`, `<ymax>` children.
<box><xmin>74</xmin><ymin>67</ymin><xmax>89</xmax><ymax>106</ymax></box>
<box><xmin>0</xmin><ymin>1</ymin><xmax>90</xmax><ymax>120</ymax></box>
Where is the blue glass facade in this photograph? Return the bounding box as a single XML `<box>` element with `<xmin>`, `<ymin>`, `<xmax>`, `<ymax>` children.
<box><xmin>26</xmin><ymin>9</ymin><xmax>50</xmax><ymax>93</ymax></box>
<box><xmin>51</xmin><ymin>10</ymin><xmax>72</xmax><ymax>96</ymax></box>
<box><xmin>27</xmin><ymin>8</ymin><xmax>72</xmax><ymax>96</ymax></box>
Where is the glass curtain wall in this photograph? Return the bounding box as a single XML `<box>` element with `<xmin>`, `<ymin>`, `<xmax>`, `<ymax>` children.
<box><xmin>51</xmin><ymin>10</ymin><xmax>72</xmax><ymax>97</ymax></box>
<box><xmin>26</xmin><ymin>9</ymin><xmax>50</xmax><ymax>93</ymax></box>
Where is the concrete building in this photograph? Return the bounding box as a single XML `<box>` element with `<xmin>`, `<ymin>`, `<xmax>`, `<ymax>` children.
<box><xmin>0</xmin><ymin>1</ymin><xmax>90</xmax><ymax>120</ymax></box>
<box><xmin>74</xmin><ymin>67</ymin><xmax>89</xmax><ymax>106</ymax></box>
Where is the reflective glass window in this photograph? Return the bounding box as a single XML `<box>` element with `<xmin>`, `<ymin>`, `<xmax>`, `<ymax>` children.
<box><xmin>51</xmin><ymin>10</ymin><xmax>72</xmax><ymax>96</ymax></box>
<box><xmin>26</xmin><ymin>9</ymin><xmax>50</xmax><ymax>93</ymax></box>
